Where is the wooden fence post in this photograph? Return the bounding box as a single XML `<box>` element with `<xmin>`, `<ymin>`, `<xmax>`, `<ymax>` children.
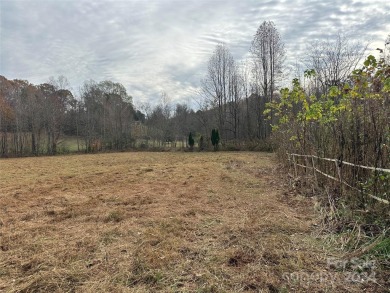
<box><xmin>335</xmin><ymin>160</ymin><xmax>342</xmax><ymax>196</ymax></box>
<box><xmin>292</xmin><ymin>155</ymin><xmax>297</xmax><ymax>178</ymax></box>
<box><xmin>311</xmin><ymin>155</ymin><xmax>318</xmax><ymax>188</ymax></box>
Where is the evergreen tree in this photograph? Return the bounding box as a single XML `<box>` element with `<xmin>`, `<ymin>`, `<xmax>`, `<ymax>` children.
<box><xmin>188</xmin><ymin>132</ymin><xmax>195</xmax><ymax>150</ymax></box>
<box><xmin>211</xmin><ymin>129</ymin><xmax>220</xmax><ymax>151</ymax></box>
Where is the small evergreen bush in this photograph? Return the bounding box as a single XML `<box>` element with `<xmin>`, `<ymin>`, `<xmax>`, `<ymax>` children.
<box><xmin>211</xmin><ymin>129</ymin><xmax>220</xmax><ymax>151</ymax></box>
<box><xmin>188</xmin><ymin>132</ymin><xmax>195</xmax><ymax>150</ymax></box>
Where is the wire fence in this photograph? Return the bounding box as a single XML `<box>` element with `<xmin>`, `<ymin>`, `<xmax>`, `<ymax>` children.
<box><xmin>287</xmin><ymin>153</ymin><xmax>389</xmax><ymax>205</ymax></box>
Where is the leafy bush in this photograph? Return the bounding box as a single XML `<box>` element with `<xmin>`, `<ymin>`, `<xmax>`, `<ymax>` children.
<box><xmin>266</xmin><ymin>55</ymin><xmax>390</xmax><ymax>227</ymax></box>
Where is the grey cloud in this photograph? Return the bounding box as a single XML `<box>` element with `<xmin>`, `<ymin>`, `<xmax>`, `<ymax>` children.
<box><xmin>1</xmin><ymin>0</ymin><xmax>389</xmax><ymax>107</ymax></box>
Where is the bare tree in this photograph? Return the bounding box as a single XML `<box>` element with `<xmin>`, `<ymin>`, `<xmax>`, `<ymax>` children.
<box><xmin>79</xmin><ymin>80</ymin><xmax>134</xmax><ymax>151</ymax></box>
<box><xmin>19</xmin><ymin>82</ymin><xmax>44</xmax><ymax>155</ymax></box>
<box><xmin>237</xmin><ymin>59</ymin><xmax>254</xmax><ymax>140</ymax></box>
<box><xmin>251</xmin><ymin>21</ymin><xmax>285</xmax><ymax>139</ymax></box>
<box><xmin>44</xmin><ymin>76</ymin><xmax>75</xmax><ymax>154</ymax></box>
<box><xmin>202</xmin><ymin>44</ymin><xmax>240</xmax><ymax>142</ymax></box>
<box><xmin>172</xmin><ymin>103</ymin><xmax>191</xmax><ymax>147</ymax></box>
<box><xmin>193</xmin><ymin>88</ymin><xmax>212</xmax><ymax>142</ymax></box>
<box><xmin>143</xmin><ymin>93</ymin><xmax>173</xmax><ymax>147</ymax></box>
<box><xmin>227</xmin><ymin>62</ymin><xmax>242</xmax><ymax>140</ymax></box>
<box><xmin>48</xmin><ymin>75</ymin><xmax>70</xmax><ymax>91</ymax></box>
<box><xmin>305</xmin><ymin>33</ymin><xmax>368</xmax><ymax>95</ymax></box>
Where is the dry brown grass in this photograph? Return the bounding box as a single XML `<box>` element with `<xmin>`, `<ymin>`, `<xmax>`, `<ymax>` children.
<box><xmin>0</xmin><ymin>152</ymin><xmax>386</xmax><ymax>292</ymax></box>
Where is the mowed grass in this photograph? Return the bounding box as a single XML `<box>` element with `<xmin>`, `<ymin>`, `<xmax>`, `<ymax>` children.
<box><xmin>0</xmin><ymin>152</ymin><xmax>384</xmax><ymax>292</ymax></box>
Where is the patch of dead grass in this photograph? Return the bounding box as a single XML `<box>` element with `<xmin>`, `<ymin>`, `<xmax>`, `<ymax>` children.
<box><xmin>0</xmin><ymin>152</ymin><xmax>386</xmax><ymax>292</ymax></box>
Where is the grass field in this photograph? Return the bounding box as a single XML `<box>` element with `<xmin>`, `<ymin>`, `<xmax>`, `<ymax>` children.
<box><xmin>0</xmin><ymin>152</ymin><xmax>386</xmax><ymax>292</ymax></box>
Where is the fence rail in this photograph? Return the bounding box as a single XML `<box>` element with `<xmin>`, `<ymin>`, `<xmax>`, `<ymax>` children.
<box><xmin>289</xmin><ymin>153</ymin><xmax>390</xmax><ymax>173</ymax></box>
<box><xmin>287</xmin><ymin>153</ymin><xmax>389</xmax><ymax>205</ymax></box>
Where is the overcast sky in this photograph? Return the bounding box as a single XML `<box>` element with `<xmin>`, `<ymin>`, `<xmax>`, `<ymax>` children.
<box><xmin>1</xmin><ymin>0</ymin><xmax>389</xmax><ymax>107</ymax></box>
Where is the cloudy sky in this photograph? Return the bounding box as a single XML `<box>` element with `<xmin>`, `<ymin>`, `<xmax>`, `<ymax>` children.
<box><xmin>1</xmin><ymin>0</ymin><xmax>389</xmax><ymax>107</ymax></box>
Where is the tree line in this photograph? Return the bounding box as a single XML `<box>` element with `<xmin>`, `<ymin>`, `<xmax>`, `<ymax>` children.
<box><xmin>0</xmin><ymin>77</ymin><xmax>137</xmax><ymax>156</ymax></box>
<box><xmin>0</xmin><ymin>22</ymin><xmax>388</xmax><ymax>157</ymax></box>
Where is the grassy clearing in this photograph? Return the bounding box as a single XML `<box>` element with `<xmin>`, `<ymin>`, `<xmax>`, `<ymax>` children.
<box><xmin>0</xmin><ymin>152</ymin><xmax>387</xmax><ymax>292</ymax></box>
<box><xmin>57</xmin><ymin>137</ymin><xmax>86</xmax><ymax>153</ymax></box>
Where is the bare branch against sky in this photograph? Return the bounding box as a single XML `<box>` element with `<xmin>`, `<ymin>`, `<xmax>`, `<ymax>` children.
<box><xmin>0</xmin><ymin>0</ymin><xmax>389</xmax><ymax>107</ymax></box>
